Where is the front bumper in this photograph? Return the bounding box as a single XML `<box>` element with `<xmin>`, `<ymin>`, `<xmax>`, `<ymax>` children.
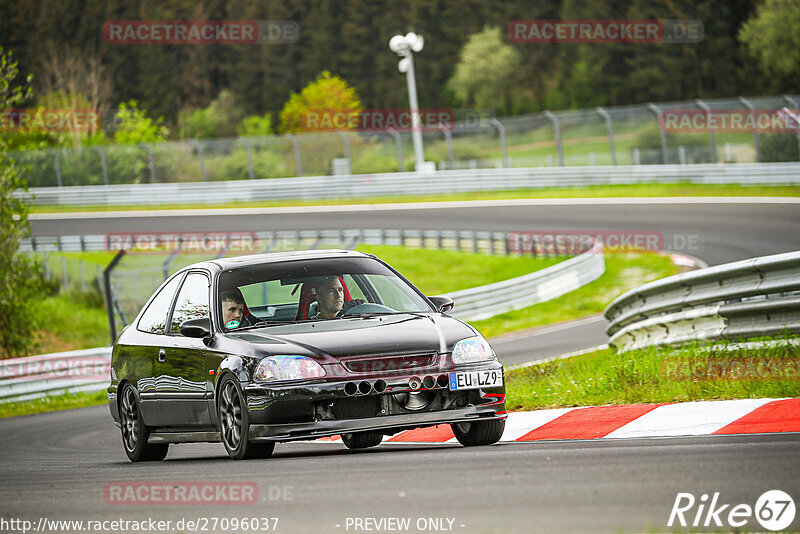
<box><xmin>249</xmin><ymin>403</ymin><xmax>505</xmax><ymax>442</ymax></box>
<box><xmin>242</xmin><ymin>363</ymin><xmax>505</xmax><ymax>442</ymax></box>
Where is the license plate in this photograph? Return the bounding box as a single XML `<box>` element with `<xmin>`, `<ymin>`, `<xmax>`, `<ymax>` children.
<box><xmin>449</xmin><ymin>370</ymin><xmax>503</xmax><ymax>391</ymax></box>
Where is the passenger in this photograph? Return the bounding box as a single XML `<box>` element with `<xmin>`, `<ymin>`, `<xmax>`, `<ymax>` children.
<box><xmin>220</xmin><ymin>288</ymin><xmax>260</xmax><ymax>328</ymax></box>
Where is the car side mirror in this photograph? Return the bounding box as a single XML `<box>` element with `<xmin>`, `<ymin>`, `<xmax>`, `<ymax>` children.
<box><xmin>180</xmin><ymin>317</ymin><xmax>211</xmax><ymax>338</ymax></box>
<box><xmin>428</xmin><ymin>295</ymin><xmax>454</xmax><ymax>314</ymax></box>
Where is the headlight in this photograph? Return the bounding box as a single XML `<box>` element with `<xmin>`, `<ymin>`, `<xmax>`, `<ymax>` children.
<box><xmin>253</xmin><ymin>355</ymin><xmax>326</xmax><ymax>381</ymax></box>
<box><xmin>452</xmin><ymin>336</ymin><xmax>496</xmax><ymax>364</ymax></box>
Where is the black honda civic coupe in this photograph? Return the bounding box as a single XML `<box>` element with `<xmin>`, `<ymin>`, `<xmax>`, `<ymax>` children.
<box><xmin>108</xmin><ymin>249</ymin><xmax>506</xmax><ymax>461</ymax></box>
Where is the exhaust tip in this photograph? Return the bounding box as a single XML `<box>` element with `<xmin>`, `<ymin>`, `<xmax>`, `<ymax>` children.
<box><xmin>408</xmin><ymin>376</ymin><xmax>422</xmax><ymax>390</ymax></box>
<box><xmin>437</xmin><ymin>374</ymin><xmax>449</xmax><ymax>388</ymax></box>
<box><xmin>358</xmin><ymin>381</ymin><xmax>372</xmax><ymax>395</ymax></box>
<box><xmin>374</xmin><ymin>379</ymin><xmax>387</xmax><ymax>393</ymax></box>
<box><xmin>422</xmin><ymin>375</ymin><xmax>435</xmax><ymax>389</ymax></box>
<box><xmin>344</xmin><ymin>382</ymin><xmax>358</xmax><ymax>396</ymax></box>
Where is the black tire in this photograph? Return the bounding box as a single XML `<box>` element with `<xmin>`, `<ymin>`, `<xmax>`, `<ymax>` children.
<box><xmin>218</xmin><ymin>376</ymin><xmax>275</xmax><ymax>460</ymax></box>
<box><xmin>119</xmin><ymin>384</ymin><xmax>169</xmax><ymax>462</ymax></box>
<box><xmin>451</xmin><ymin>419</ymin><xmax>505</xmax><ymax>447</ymax></box>
<box><xmin>342</xmin><ymin>432</ymin><xmax>383</xmax><ymax>449</ymax></box>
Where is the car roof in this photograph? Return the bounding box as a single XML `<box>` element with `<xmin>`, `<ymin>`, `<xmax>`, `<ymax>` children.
<box><xmin>177</xmin><ymin>249</ymin><xmax>373</xmax><ymax>273</ymax></box>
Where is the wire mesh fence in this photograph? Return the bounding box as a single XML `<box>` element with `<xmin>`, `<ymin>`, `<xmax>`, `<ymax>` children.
<box><xmin>11</xmin><ymin>95</ymin><xmax>800</xmax><ymax>187</ymax></box>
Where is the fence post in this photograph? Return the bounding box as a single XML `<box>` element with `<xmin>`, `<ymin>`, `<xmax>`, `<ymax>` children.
<box><xmin>104</xmin><ymin>250</ymin><xmax>126</xmax><ymax>345</ymax></box>
<box><xmin>543</xmin><ymin>111</ymin><xmax>564</xmax><ymax>166</ymax></box>
<box><xmin>92</xmin><ymin>146</ymin><xmax>110</xmax><ymax>185</ymax></box>
<box><xmin>386</xmin><ymin>128</ymin><xmax>404</xmax><ymax>172</ymax></box>
<box><xmin>596</xmin><ymin>107</ymin><xmax>617</xmax><ymax>165</ymax></box>
<box><xmin>633</xmin><ymin>148</ymin><xmax>640</xmax><ymax>165</ymax></box>
<box><xmin>438</xmin><ymin>125</ymin><xmax>455</xmax><ymax>169</ymax></box>
<box><xmin>286</xmin><ymin>134</ymin><xmax>303</xmax><ymax>177</ymax></box>
<box><xmin>738</xmin><ymin>97</ymin><xmax>760</xmax><ymax>163</ymax></box>
<box><xmin>80</xmin><ymin>260</ymin><xmax>86</xmax><ymax>291</ymax></box>
<box><xmin>783</xmin><ymin>95</ymin><xmax>800</xmax><ymax>160</ymax></box>
<box><xmin>647</xmin><ymin>103</ymin><xmax>668</xmax><ymax>164</ymax></box>
<box><xmin>489</xmin><ymin>118</ymin><xmax>511</xmax><ymax>168</ymax></box>
<box><xmin>189</xmin><ymin>140</ymin><xmax>207</xmax><ymax>181</ymax></box>
<box><xmin>336</xmin><ymin>131</ymin><xmax>352</xmax><ymax>171</ymax></box>
<box><xmin>679</xmin><ymin>146</ymin><xmax>687</xmax><ymax>165</ymax></box>
<box><xmin>61</xmin><ymin>256</ymin><xmax>68</xmax><ymax>289</ymax></box>
<box><xmin>695</xmin><ymin>99</ymin><xmax>717</xmax><ymax>163</ymax></box>
<box><xmin>139</xmin><ymin>143</ymin><xmax>157</xmax><ymax>183</ymax></box>
<box><xmin>48</xmin><ymin>149</ymin><xmax>63</xmax><ymax>187</ymax></box>
<box><xmin>237</xmin><ymin>137</ymin><xmax>256</xmax><ymax>179</ymax></box>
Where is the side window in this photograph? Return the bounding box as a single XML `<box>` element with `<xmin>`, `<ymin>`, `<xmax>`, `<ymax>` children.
<box><xmin>170</xmin><ymin>273</ymin><xmax>210</xmax><ymax>334</ymax></box>
<box><xmin>137</xmin><ymin>275</ymin><xmax>183</xmax><ymax>334</ymax></box>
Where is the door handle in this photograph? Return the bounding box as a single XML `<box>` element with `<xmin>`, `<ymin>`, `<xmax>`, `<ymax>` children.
<box><xmin>158</xmin><ymin>349</ymin><xmax>166</xmax><ymax>363</ymax></box>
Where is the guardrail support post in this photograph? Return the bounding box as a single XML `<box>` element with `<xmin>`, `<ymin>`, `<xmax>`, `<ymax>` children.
<box><xmin>139</xmin><ymin>143</ymin><xmax>157</xmax><ymax>183</ymax></box>
<box><xmin>237</xmin><ymin>137</ymin><xmax>256</xmax><ymax>179</ymax></box>
<box><xmin>647</xmin><ymin>103</ymin><xmax>669</xmax><ymax>164</ymax></box>
<box><xmin>784</xmin><ymin>95</ymin><xmax>800</xmax><ymax>160</ymax></box>
<box><xmin>189</xmin><ymin>140</ymin><xmax>207</xmax><ymax>181</ymax></box>
<box><xmin>695</xmin><ymin>99</ymin><xmax>717</xmax><ymax>163</ymax></box>
<box><xmin>596</xmin><ymin>107</ymin><xmax>617</xmax><ymax>165</ymax></box>
<box><xmin>92</xmin><ymin>146</ymin><xmax>109</xmax><ymax>185</ymax></box>
<box><xmin>386</xmin><ymin>128</ymin><xmax>404</xmax><ymax>172</ymax></box>
<box><xmin>490</xmin><ymin>118</ymin><xmax>511</xmax><ymax>168</ymax></box>
<box><xmin>48</xmin><ymin>149</ymin><xmax>63</xmax><ymax>187</ymax></box>
<box><xmin>286</xmin><ymin>134</ymin><xmax>303</xmax><ymax>177</ymax></box>
<box><xmin>738</xmin><ymin>97</ymin><xmax>760</xmax><ymax>162</ymax></box>
<box><xmin>543</xmin><ymin>111</ymin><xmax>564</xmax><ymax>166</ymax></box>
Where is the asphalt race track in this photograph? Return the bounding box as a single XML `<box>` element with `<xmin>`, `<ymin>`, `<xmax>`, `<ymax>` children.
<box><xmin>0</xmin><ymin>406</ymin><xmax>798</xmax><ymax>532</ymax></box>
<box><xmin>5</xmin><ymin>197</ymin><xmax>798</xmax><ymax>533</ymax></box>
<box><xmin>30</xmin><ymin>197</ymin><xmax>800</xmax><ymax>361</ymax></box>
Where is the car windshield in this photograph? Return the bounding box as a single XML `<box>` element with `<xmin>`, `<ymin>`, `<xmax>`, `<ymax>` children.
<box><xmin>216</xmin><ymin>256</ymin><xmax>433</xmax><ymax>330</ymax></box>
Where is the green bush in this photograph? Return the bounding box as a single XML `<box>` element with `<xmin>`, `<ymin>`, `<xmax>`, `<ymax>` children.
<box><xmin>633</xmin><ymin>124</ymin><xmax>715</xmax><ymax>164</ymax></box>
<box><xmin>760</xmin><ymin>133</ymin><xmax>800</xmax><ymax>162</ymax></box>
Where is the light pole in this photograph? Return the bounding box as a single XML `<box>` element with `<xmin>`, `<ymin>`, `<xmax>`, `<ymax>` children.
<box><xmin>390</xmin><ymin>32</ymin><xmax>427</xmax><ymax>172</ymax></box>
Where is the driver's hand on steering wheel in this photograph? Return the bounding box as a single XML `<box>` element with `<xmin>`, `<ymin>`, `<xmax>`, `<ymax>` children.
<box><xmin>337</xmin><ymin>298</ymin><xmax>366</xmax><ymax>316</ymax></box>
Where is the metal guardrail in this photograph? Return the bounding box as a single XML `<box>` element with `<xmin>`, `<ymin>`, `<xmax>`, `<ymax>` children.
<box><xmin>447</xmin><ymin>240</ymin><xmax>604</xmax><ymax>321</ymax></box>
<box><xmin>0</xmin><ymin>347</ymin><xmax>111</xmax><ymax>403</ymax></box>
<box><xmin>604</xmin><ymin>250</ymin><xmax>800</xmax><ymax>351</ymax></box>
<box><xmin>17</xmin><ymin>162</ymin><xmax>800</xmax><ymax>206</ymax></box>
<box><xmin>6</xmin><ymin>233</ymin><xmax>606</xmax><ymax>403</ymax></box>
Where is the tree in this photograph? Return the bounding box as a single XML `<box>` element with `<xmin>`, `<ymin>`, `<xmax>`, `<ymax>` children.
<box><xmin>177</xmin><ymin>89</ymin><xmax>245</xmax><ymax>139</ymax></box>
<box><xmin>113</xmin><ymin>100</ymin><xmax>169</xmax><ymax>145</ymax></box>
<box><xmin>446</xmin><ymin>27</ymin><xmax>526</xmax><ymax>116</ymax></box>
<box><xmin>278</xmin><ymin>71</ymin><xmax>362</xmax><ymax>133</ymax></box>
<box><xmin>237</xmin><ymin>113</ymin><xmax>273</xmax><ymax>137</ymax></box>
<box><xmin>739</xmin><ymin>0</ymin><xmax>800</xmax><ymax>82</ymax></box>
<box><xmin>0</xmin><ymin>47</ymin><xmax>44</xmax><ymax>357</ymax></box>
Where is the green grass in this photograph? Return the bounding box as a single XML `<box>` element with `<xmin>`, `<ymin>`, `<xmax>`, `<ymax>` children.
<box><xmin>356</xmin><ymin>245</ymin><xmax>563</xmax><ymax>295</ymax></box>
<box><xmin>0</xmin><ymin>390</ymin><xmax>107</xmax><ymax>419</ymax></box>
<box><xmin>506</xmin><ymin>337</ymin><xmax>800</xmax><ymax>410</ymax></box>
<box><xmin>35</xmin><ymin>293</ymin><xmax>111</xmax><ymax>353</ymax></box>
<box><xmin>29</xmin><ymin>183</ymin><xmax>800</xmax><ymax>213</ymax></box>
<box><xmin>470</xmin><ymin>252</ymin><xmax>680</xmax><ymax>338</ymax></box>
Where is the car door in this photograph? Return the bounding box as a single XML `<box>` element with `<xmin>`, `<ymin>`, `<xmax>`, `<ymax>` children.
<box><xmin>155</xmin><ymin>271</ymin><xmax>214</xmax><ymax>428</ymax></box>
<box><xmin>133</xmin><ymin>273</ymin><xmax>185</xmax><ymax>426</ymax></box>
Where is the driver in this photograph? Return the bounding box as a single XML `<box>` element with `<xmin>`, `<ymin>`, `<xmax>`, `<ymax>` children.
<box><xmin>311</xmin><ymin>276</ymin><xmax>364</xmax><ymax>319</ymax></box>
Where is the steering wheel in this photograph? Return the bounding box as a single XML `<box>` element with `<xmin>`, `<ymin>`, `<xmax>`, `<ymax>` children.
<box><xmin>339</xmin><ymin>303</ymin><xmax>395</xmax><ymax>316</ymax></box>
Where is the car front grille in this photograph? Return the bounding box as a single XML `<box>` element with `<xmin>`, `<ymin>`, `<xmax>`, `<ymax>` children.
<box><xmin>341</xmin><ymin>353</ymin><xmax>437</xmax><ymax>375</ymax></box>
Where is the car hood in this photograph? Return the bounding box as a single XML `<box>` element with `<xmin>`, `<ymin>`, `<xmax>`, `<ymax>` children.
<box><xmin>223</xmin><ymin>314</ymin><xmax>477</xmax><ymax>361</ymax></box>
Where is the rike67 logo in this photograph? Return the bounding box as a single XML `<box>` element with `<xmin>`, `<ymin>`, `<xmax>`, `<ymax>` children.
<box><xmin>668</xmin><ymin>490</ymin><xmax>795</xmax><ymax>531</ymax></box>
